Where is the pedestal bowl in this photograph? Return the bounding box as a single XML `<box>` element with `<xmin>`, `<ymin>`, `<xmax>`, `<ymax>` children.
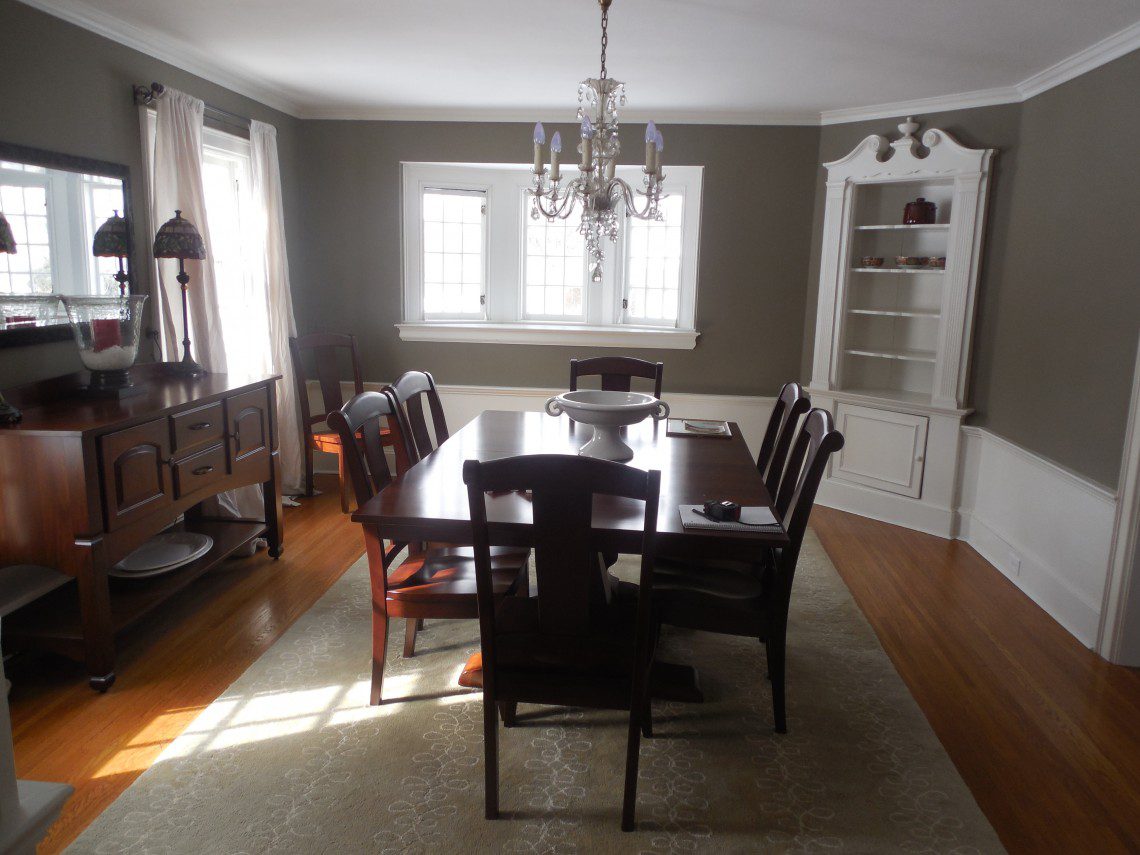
<box><xmin>544</xmin><ymin>390</ymin><xmax>670</xmax><ymax>462</ymax></box>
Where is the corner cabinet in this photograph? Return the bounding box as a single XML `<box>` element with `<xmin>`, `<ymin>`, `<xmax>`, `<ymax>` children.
<box><xmin>809</xmin><ymin>118</ymin><xmax>994</xmax><ymax>537</ymax></box>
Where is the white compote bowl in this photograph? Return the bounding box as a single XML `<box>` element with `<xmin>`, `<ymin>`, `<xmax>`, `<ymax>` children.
<box><xmin>544</xmin><ymin>390</ymin><xmax>670</xmax><ymax>462</ymax></box>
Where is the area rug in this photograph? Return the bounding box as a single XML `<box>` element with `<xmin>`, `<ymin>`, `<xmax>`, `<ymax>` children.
<box><xmin>69</xmin><ymin>532</ymin><xmax>1003</xmax><ymax>854</ymax></box>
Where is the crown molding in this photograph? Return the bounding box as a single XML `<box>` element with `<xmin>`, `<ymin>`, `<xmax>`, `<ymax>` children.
<box><xmin>18</xmin><ymin>0</ymin><xmax>1140</xmax><ymax>128</ymax></box>
<box><xmin>17</xmin><ymin>0</ymin><xmax>304</xmax><ymax>117</ymax></box>
<box><xmin>1017</xmin><ymin>18</ymin><xmax>1140</xmax><ymax>99</ymax></box>
<box><xmin>294</xmin><ymin>104</ymin><xmax>822</xmax><ymax>125</ymax></box>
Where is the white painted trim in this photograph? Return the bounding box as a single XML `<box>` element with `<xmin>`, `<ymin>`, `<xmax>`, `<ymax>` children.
<box><xmin>395</xmin><ymin>322</ymin><xmax>698</xmax><ymax>350</ymax></box>
<box><xmin>821</xmin><ymin>20</ymin><xmax>1140</xmax><ymax>125</ymax></box>
<box><xmin>18</xmin><ymin>1</ymin><xmax>1140</xmax><ymax>126</ymax></box>
<box><xmin>17</xmin><ymin>0</ymin><xmax>303</xmax><ymax>116</ymax></box>
<box><xmin>959</xmin><ymin>426</ymin><xmax>1115</xmax><ymax>504</ymax></box>
<box><xmin>1097</xmin><ymin>334</ymin><xmax>1140</xmax><ymax>664</ymax></box>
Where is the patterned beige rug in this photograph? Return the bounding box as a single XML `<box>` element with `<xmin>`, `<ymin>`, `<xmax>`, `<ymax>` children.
<box><xmin>69</xmin><ymin>532</ymin><xmax>1003</xmax><ymax>854</ymax></box>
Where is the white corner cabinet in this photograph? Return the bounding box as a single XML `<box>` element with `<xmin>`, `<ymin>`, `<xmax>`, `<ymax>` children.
<box><xmin>809</xmin><ymin>118</ymin><xmax>995</xmax><ymax>536</ymax></box>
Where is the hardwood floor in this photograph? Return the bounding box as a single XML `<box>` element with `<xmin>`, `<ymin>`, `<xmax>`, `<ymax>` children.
<box><xmin>811</xmin><ymin>505</ymin><xmax>1140</xmax><ymax>854</ymax></box>
<box><xmin>6</xmin><ymin>485</ymin><xmax>1140</xmax><ymax>853</ymax></box>
<box><xmin>6</xmin><ymin>476</ymin><xmax>365</xmax><ymax>854</ymax></box>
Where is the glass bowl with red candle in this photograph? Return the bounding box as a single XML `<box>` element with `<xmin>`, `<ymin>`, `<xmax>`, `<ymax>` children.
<box><xmin>60</xmin><ymin>295</ymin><xmax>148</xmax><ymax>391</ymax></box>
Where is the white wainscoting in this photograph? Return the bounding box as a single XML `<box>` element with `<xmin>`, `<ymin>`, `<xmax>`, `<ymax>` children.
<box><xmin>956</xmin><ymin>426</ymin><xmax>1117</xmax><ymax>646</ymax></box>
<box><xmin>308</xmin><ymin>380</ymin><xmax>775</xmax><ymax>473</ymax></box>
<box><xmin>307</xmin><ymin>381</ymin><xmax>1119</xmax><ymax>648</ymax></box>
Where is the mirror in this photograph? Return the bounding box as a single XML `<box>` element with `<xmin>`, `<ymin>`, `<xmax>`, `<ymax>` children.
<box><xmin>0</xmin><ymin>141</ymin><xmax>132</xmax><ymax>346</ymax></box>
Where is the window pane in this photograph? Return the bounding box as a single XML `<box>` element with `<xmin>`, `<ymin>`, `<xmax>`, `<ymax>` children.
<box><xmin>422</xmin><ymin>190</ymin><xmax>485</xmax><ymax>317</ymax></box>
<box><xmin>624</xmin><ymin>195</ymin><xmax>684</xmax><ymax>325</ymax></box>
<box><xmin>522</xmin><ymin>206</ymin><xmax>586</xmax><ymax>320</ymax></box>
<box><xmin>0</xmin><ymin>174</ymin><xmax>52</xmax><ymax>294</ymax></box>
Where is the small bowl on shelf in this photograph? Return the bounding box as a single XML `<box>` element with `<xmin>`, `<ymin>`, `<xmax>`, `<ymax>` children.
<box><xmin>926</xmin><ymin>256</ymin><xmax>947</xmax><ymax>269</ymax></box>
<box><xmin>895</xmin><ymin>256</ymin><xmax>929</xmax><ymax>268</ymax></box>
<box><xmin>859</xmin><ymin>256</ymin><xmax>884</xmax><ymax>268</ymax></box>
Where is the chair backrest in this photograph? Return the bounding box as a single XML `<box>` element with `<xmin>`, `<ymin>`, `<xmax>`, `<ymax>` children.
<box><xmin>570</xmin><ymin>357</ymin><xmax>664</xmax><ymax>399</ymax></box>
<box><xmin>327</xmin><ymin>390</ymin><xmax>408</xmax><ymax>572</ymax></box>
<box><xmin>756</xmin><ymin>382</ymin><xmax>811</xmax><ymax>496</ymax></box>
<box><xmin>289</xmin><ymin>333</ymin><xmax>365</xmax><ymax>432</ymax></box>
<box><xmin>383</xmin><ymin>370</ymin><xmax>449</xmax><ymax>468</ymax></box>
<box><xmin>772</xmin><ymin>407</ymin><xmax>844</xmax><ymax>578</ymax></box>
<box><xmin>464</xmin><ymin>454</ymin><xmax>661</xmax><ymax>683</ymax></box>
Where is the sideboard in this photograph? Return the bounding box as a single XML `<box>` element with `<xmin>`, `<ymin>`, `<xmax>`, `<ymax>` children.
<box><xmin>0</xmin><ymin>363</ymin><xmax>283</xmax><ymax>691</ymax></box>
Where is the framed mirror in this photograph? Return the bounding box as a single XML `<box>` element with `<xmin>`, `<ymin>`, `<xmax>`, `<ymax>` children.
<box><xmin>0</xmin><ymin>141</ymin><xmax>133</xmax><ymax>347</ymax></box>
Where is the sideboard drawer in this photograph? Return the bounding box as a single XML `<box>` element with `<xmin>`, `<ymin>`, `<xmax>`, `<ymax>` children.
<box><xmin>171</xmin><ymin>402</ymin><xmax>224</xmax><ymax>456</ymax></box>
<box><xmin>99</xmin><ymin>418</ymin><xmax>173</xmax><ymax>531</ymax></box>
<box><xmin>172</xmin><ymin>442</ymin><xmax>228</xmax><ymax>499</ymax></box>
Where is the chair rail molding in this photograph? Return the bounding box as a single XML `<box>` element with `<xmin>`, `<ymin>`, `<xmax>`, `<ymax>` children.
<box><xmin>1097</xmin><ymin>334</ymin><xmax>1140</xmax><ymax>665</ymax></box>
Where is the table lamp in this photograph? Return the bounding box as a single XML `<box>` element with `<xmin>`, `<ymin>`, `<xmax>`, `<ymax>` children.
<box><xmin>0</xmin><ymin>213</ymin><xmax>20</xmax><ymax>423</ymax></box>
<box><xmin>152</xmin><ymin>210</ymin><xmax>207</xmax><ymax>377</ymax></box>
<box><xmin>92</xmin><ymin>211</ymin><xmax>131</xmax><ymax>296</ymax></box>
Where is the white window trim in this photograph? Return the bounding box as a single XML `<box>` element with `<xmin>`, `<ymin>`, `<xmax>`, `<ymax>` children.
<box><xmin>400</xmin><ymin>161</ymin><xmax>702</xmax><ymax>350</ymax></box>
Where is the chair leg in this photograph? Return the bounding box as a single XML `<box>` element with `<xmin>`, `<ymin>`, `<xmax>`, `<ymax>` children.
<box><xmin>337</xmin><ymin>451</ymin><xmax>350</xmax><ymax>514</ymax></box>
<box><xmin>403</xmin><ymin>618</ymin><xmax>418</xmax><ymax>658</ymax></box>
<box><xmin>484</xmin><ymin>696</ymin><xmax>500</xmax><ymax>819</ymax></box>
<box><xmin>370</xmin><ymin>609</ymin><xmax>390</xmax><ymax>706</ymax></box>
<box><xmin>304</xmin><ymin>442</ymin><xmax>315</xmax><ymax>497</ymax></box>
<box><xmin>498</xmin><ymin>701</ymin><xmax>518</xmax><ymax>727</ymax></box>
<box><xmin>766</xmin><ymin>636</ymin><xmax>787</xmax><ymax>734</ymax></box>
<box><xmin>641</xmin><ymin>695</ymin><xmax>653</xmax><ymax>738</ymax></box>
<box><xmin>621</xmin><ymin>701</ymin><xmax>643</xmax><ymax>832</ymax></box>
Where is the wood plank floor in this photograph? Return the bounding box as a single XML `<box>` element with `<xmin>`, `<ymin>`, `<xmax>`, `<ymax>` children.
<box><xmin>6</xmin><ymin>482</ymin><xmax>1140</xmax><ymax>853</ymax></box>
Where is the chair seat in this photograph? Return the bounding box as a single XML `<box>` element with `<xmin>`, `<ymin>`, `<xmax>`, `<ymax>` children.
<box><xmin>654</xmin><ymin>556</ymin><xmax>767</xmax><ymax>600</ymax></box>
<box><xmin>311</xmin><ymin>426</ymin><xmax>391</xmax><ymax>454</ymax></box>
<box><xmin>387</xmin><ymin>548</ymin><xmax>528</xmax><ymax>604</ymax></box>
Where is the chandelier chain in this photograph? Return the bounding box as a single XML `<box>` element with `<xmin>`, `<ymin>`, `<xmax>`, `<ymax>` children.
<box><xmin>599</xmin><ymin>4</ymin><xmax>608</xmax><ymax>80</ymax></box>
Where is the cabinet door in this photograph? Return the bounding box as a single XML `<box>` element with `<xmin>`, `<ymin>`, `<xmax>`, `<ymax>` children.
<box><xmin>99</xmin><ymin>418</ymin><xmax>173</xmax><ymax>530</ymax></box>
<box><xmin>225</xmin><ymin>388</ymin><xmax>271</xmax><ymax>472</ymax></box>
<box><xmin>831</xmin><ymin>404</ymin><xmax>928</xmax><ymax>498</ymax></box>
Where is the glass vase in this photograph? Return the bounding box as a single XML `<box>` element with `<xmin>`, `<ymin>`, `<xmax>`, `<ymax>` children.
<box><xmin>60</xmin><ymin>295</ymin><xmax>148</xmax><ymax>390</ymax></box>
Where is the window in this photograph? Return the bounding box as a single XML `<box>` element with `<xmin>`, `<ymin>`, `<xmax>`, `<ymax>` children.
<box><xmin>0</xmin><ymin>161</ymin><xmax>124</xmax><ymax>296</ymax></box>
<box><xmin>400</xmin><ymin>162</ymin><xmax>702</xmax><ymax>349</ymax></box>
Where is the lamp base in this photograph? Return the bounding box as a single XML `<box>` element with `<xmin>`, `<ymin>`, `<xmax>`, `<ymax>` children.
<box><xmin>169</xmin><ymin>355</ymin><xmax>207</xmax><ymax>378</ymax></box>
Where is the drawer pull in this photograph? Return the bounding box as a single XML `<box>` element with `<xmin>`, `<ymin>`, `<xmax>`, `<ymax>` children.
<box><xmin>192</xmin><ymin>465</ymin><xmax>215</xmax><ymax>476</ymax></box>
<box><xmin>189</xmin><ymin>421</ymin><xmax>212</xmax><ymax>431</ymax></box>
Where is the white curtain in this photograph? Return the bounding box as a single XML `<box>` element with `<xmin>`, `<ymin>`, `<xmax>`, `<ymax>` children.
<box><xmin>151</xmin><ymin>89</ymin><xmax>228</xmax><ymax>372</ymax></box>
<box><xmin>250</xmin><ymin>120</ymin><xmax>304</xmax><ymax>495</ymax></box>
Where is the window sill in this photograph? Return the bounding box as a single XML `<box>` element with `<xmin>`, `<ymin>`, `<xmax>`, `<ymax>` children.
<box><xmin>396</xmin><ymin>322</ymin><xmax>699</xmax><ymax>350</ymax></box>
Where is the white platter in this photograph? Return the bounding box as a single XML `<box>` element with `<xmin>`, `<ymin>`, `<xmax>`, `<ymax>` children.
<box><xmin>110</xmin><ymin>532</ymin><xmax>214</xmax><ymax>580</ymax></box>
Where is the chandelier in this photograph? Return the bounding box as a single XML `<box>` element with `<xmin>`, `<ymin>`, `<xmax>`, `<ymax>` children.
<box><xmin>529</xmin><ymin>0</ymin><xmax>664</xmax><ymax>283</ymax></box>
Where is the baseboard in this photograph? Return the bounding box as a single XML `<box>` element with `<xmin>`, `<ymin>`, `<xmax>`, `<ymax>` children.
<box><xmin>816</xmin><ymin>479</ymin><xmax>957</xmax><ymax>538</ymax></box>
<box><xmin>956</xmin><ymin>427</ymin><xmax>1117</xmax><ymax>648</ymax></box>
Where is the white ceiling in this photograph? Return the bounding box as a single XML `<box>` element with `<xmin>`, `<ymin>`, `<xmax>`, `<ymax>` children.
<box><xmin>23</xmin><ymin>0</ymin><xmax>1140</xmax><ymax>123</ymax></box>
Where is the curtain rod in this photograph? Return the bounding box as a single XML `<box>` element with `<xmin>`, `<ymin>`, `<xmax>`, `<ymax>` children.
<box><xmin>133</xmin><ymin>82</ymin><xmax>252</xmax><ymax>132</ymax></box>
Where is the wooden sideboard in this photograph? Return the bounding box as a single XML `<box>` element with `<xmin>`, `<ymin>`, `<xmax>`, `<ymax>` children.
<box><xmin>0</xmin><ymin>363</ymin><xmax>283</xmax><ymax>691</ymax></box>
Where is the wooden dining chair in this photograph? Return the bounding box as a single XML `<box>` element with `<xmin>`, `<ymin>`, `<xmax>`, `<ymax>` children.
<box><xmin>463</xmin><ymin>454</ymin><xmax>662</xmax><ymax>832</ymax></box>
<box><xmin>329</xmin><ymin>391</ymin><xmax>531</xmax><ymax>705</ymax></box>
<box><xmin>653</xmin><ymin>408</ymin><xmax>843</xmax><ymax>734</ymax></box>
<box><xmin>383</xmin><ymin>370</ymin><xmax>449</xmax><ymax>462</ymax></box>
<box><xmin>570</xmin><ymin>356</ymin><xmax>665</xmax><ymax>399</ymax></box>
<box><xmin>289</xmin><ymin>332</ymin><xmax>389</xmax><ymax>513</ymax></box>
<box><xmin>756</xmin><ymin>381</ymin><xmax>811</xmax><ymax>495</ymax></box>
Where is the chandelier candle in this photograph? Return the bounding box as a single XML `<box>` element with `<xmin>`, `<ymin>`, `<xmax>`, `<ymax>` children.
<box><xmin>528</xmin><ymin>0</ymin><xmax>664</xmax><ymax>283</ymax></box>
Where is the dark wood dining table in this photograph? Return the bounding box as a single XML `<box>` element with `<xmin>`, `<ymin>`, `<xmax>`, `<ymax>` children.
<box><xmin>351</xmin><ymin>409</ymin><xmax>789</xmax><ymax>701</ymax></box>
<box><xmin>352</xmin><ymin>409</ymin><xmax>789</xmax><ymax>558</ymax></box>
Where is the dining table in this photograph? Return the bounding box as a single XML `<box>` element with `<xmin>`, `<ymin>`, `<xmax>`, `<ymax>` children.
<box><xmin>351</xmin><ymin>408</ymin><xmax>790</xmax><ymax>699</ymax></box>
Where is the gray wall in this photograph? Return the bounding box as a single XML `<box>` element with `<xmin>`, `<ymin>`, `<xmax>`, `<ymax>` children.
<box><xmin>292</xmin><ymin>121</ymin><xmax>819</xmax><ymax>396</ymax></box>
<box><xmin>802</xmin><ymin>50</ymin><xmax>1140</xmax><ymax>488</ymax></box>
<box><xmin>0</xmin><ymin>0</ymin><xmax>304</xmax><ymax>388</ymax></box>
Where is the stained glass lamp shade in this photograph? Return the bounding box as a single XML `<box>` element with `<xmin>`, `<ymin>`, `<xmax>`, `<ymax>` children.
<box><xmin>153</xmin><ymin>210</ymin><xmax>207</xmax><ymax>376</ymax></box>
<box><xmin>92</xmin><ymin>210</ymin><xmax>130</xmax><ymax>295</ymax></box>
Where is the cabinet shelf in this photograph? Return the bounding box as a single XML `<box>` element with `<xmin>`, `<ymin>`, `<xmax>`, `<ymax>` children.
<box><xmin>854</xmin><ymin>224</ymin><xmax>950</xmax><ymax>231</ymax></box>
<box><xmin>851</xmin><ymin>267</ymin><xmax>945</xmax><ymax>275</ymax></box>
<box><xmin>848</xmin><ymin>308</ymin><xmax>940</xmax><ymax>318</ymax></box>
<box><xmin>844</xmin><ymin>347</ymin><xmax>937</xmax><ymax>363</ymax></box>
